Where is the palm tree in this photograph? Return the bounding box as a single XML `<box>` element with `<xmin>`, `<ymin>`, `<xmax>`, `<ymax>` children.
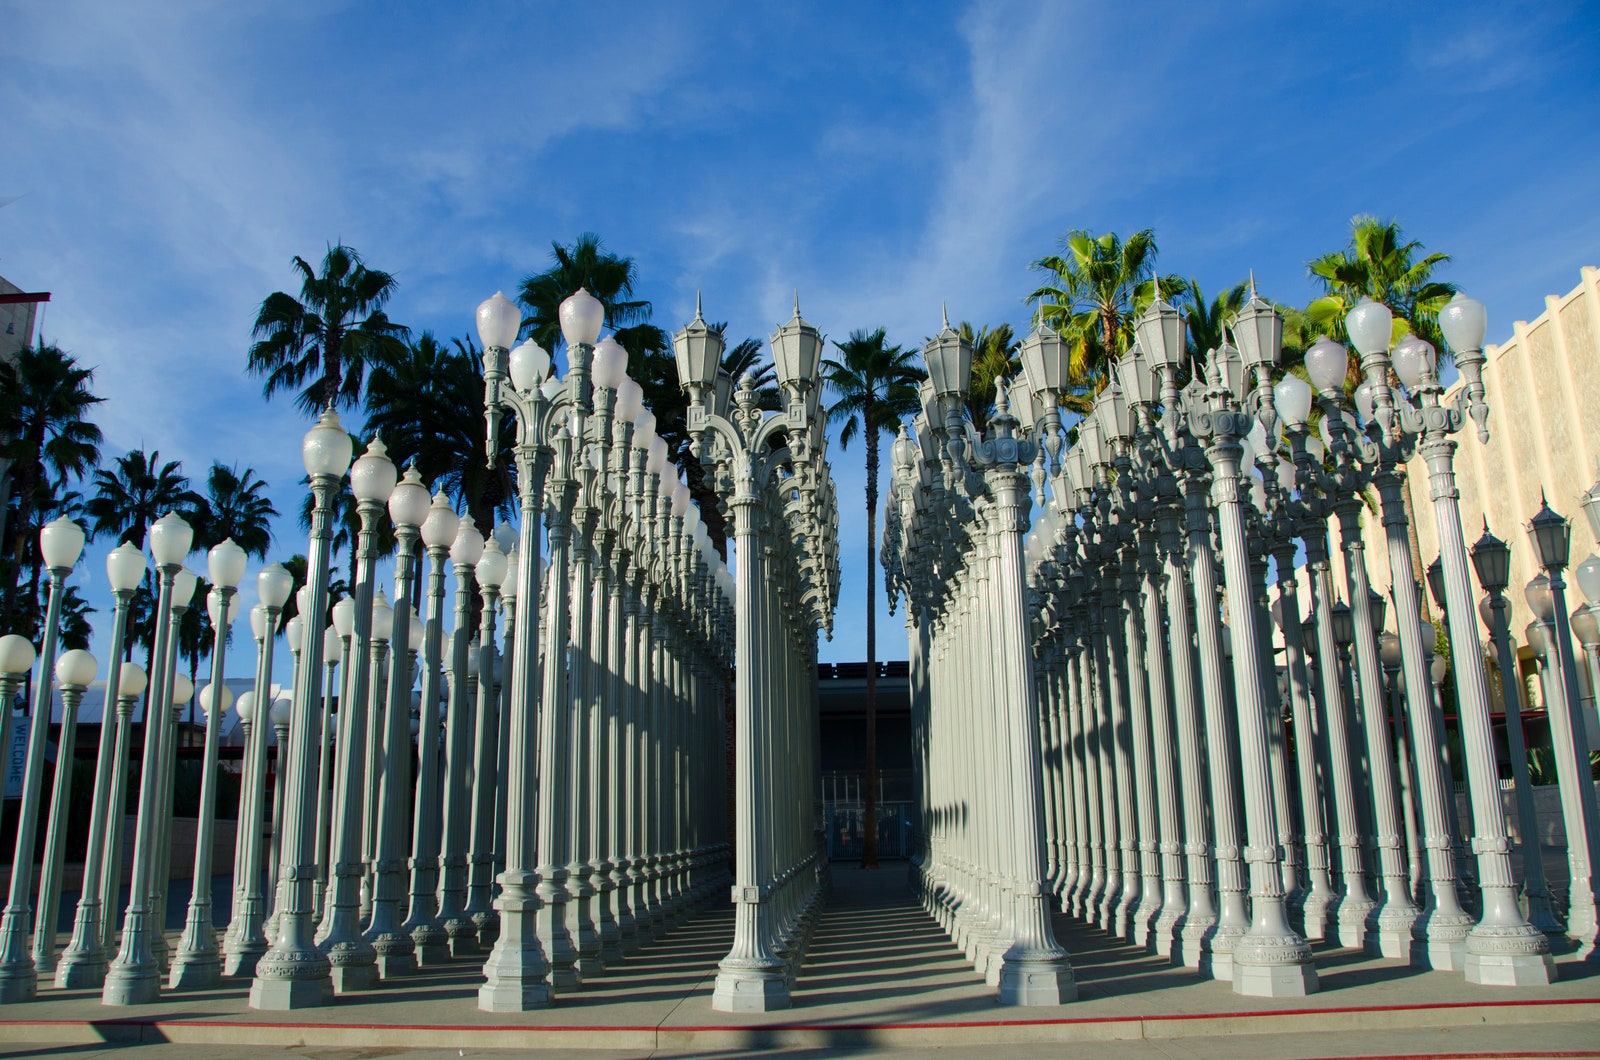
<box><xmin>1307</xmin><ymin>216</ymin><xmax>1455</xmax><ymax>352</ymax></box>
<box><xmin>0</xmin><ymin>343</ymin><xmax>103</xmax><ymax>636</ymax></box>
<box><xmin>959</xmin><ymin>322</ymin><xmax>1020</xmax><ymax>432</ymax></box>
<box><xmin>85</xmin><ymin>449</ymin><xmax>201</xmax><ymax>549</ymax></box>
<box><xmin>197</xmin><ymin>463</ymin><xmax>277</xmax><ymax>557</ymax></box>
<box><xmin>517</xmin><ymin>232</ymin><xmax>666</xmax><ymax>372</ymax></box>
<box><xmin>1183</xmin><ymin>280</ymin><xmax>1248</xmax><ymax>363</ymax></box>
<box><xmin>248</xmin><ymin>243</ymin><xmax>410</xmax><ymax>416</ymax></box>
<box><xmin>1307</xmin><ymin>216</ymin><xmax>1456</xmax><ymax>614</ymax></box>
<box><xmin>1028</xmin><ymin>229</ymin><xmax>1188</xmax><ymax>413</ymax></box>
<box><xmin>821</xmin><ymin>327</ymin><xmax>926</xmax><ymax>869</ymax></box>
<box><xmin>362</xmin><ymin>332</ymin><xmax>517</xmax><ymax>534</ymax></box>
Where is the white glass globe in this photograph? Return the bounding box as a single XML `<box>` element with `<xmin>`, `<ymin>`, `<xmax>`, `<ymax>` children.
<box><xmin>1345</xmin><ymin>297</ymin><xmax>1394</xmax><ymax>357</ymax></box>
<box><xmin>170</xmin><ymin>673</ymin><xmax>194</xmax><ymax>706</ymax></box>
<box><xmin>258</xmin><ymin>564</ymin><xmax>294</xmax><ymax>609</ymax></box>
<box><xmin>236</xmin><ymin>690</ymin><xmax>257</xmax><ymax>724</ymax></box>
<box><xmin>476</xmin><ymin>291</ymin><xmax>522</xmax><ymax>351</ymax></box>
<box><xmin>420</xmin><ymin>492</ymin><xmax>460</xmax><ymax>550</ymax></box>
<box><xmin>389</xmin><ymin>466</ymin><xmax>431</xmax><ymax>528</ymax></box>
<box><xmin>55</xmin><ymin>648</ymin><xmax>97</xmax><ymax>687</ymax></box>
<box><xmin>476</xmin><ymin>541</ymin><xmax>508</xmax><ymax>590</ymax></box>
<box><xmin>302</xmin><ymin>408</ymin><xmax>355</xmax><ymax>477</ymax></box>
<box><xmin>0</xmin><ymin>634</ymin><xmax>37</xmax><ymax>676</ymax></box>
<box><xmin>559</xmin><ymin>288</ymin><xmax>605</xmax><ymax>347</ymax></box>
<box><xmin>1273</xmin><ymin>373</ymin><xmax>1313</xmax><ymax>428</ymax></box>
<box><xmin>592</xmin><ymin>336</ymin><xmax>628</xmax><ymax>388</ymax></box>
<box><xmin>450</xmin><ymin>516</ymin><xmax>485</xmax><ymax>567</ymax></box>
<box><xmin>207</xmin><ymin>538</ymin><xmax>247</xmax><ymax>590</ymax></box>
<box><xmin>616</xmin><ymin>377</ymin><xmax>644</xmax><ymax>420</ymax></box>
<box><xmin>40</xmin><ymin>516</ymin><xmax>87</xmax><ymax>570</ymax></box>
<box><xmin>119</xmin><ymin>663</ymin><xmax>148</xmax><ymax>699</ymax></box>
<box><xmin>508</xmin><ymin>339</ymin><xmax>551</xmax><ymax>393</ymax></box>
<box><xmin>1439</xmin><ymin>292</ymin><xmax>1488</xmax><ymax>353</ymax></box>
<box><xmin>148</xmin><ymin>512</ymin><xmax>192</xmax><ymax>567</ymax></box>
<box><xmin>351</xmin><ymin>436</ymin><xmax>399</xmax><ymax>503</ymax></box>
<box><xmin>1304</xmin><ymin>337</ymin><xmax>1349</xmax><ymax>393</ymax></box>
<box><xmin>106</xmin><ymin>542</ymin><xmax>148</xmax><ymax>593</ymax></box>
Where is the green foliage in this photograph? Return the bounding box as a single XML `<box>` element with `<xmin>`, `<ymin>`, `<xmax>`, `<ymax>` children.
<box><xmin>197</xmin><ymin>463</ymin><xmax>277</xmax><ymax>557</ymax></box>
<box><xmin>1028</xmin><ymin>229</ymin><xmax>1188</xmax><ymax>414</ymax></box>
<box><xmin>248</xmin><ymin>244</ymin><xmax>409</xmax><ymax>415</ymax></box>
<box><xmin>1305</xmin><ymin>215</ymin><xmax>1456</xmax><ymax>357</ymax></box>
<box><xmin>958</xmin><ymin>322</ymin><xmax>1019</xmax><ymax>433</ymax></box>
<box><xmin>0</xmin><ymin>343</ymin><xmax>104</xmax><ymax>637</ymax></box>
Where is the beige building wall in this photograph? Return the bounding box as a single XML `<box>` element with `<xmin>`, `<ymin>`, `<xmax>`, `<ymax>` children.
<box><xmin>0</xmin><ymin>274</ymin><xmax>41</xmax><ymax>364</ymax></box>
<box><xmin>1336</xmin><ymin>265</ymin><xmax>1600</xmax><ymax>721</ymax></box>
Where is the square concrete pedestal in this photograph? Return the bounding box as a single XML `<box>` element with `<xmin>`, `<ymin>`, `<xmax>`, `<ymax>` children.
<box><xmin>1233</xmin><ymin>960</ymin><xmax>1319</xmax><ymax>997</ymax></box>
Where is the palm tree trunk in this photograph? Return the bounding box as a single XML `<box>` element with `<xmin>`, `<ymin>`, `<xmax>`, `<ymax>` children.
<box><xmin>863</xmin><ymin>423</ymin><xmax>880</xmax><ymax>869</ymax></box>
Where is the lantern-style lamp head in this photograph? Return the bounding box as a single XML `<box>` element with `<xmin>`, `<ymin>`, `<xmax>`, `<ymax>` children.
<box><xmin>1330</xmin><ymin>601</ymin><xmax>1354</xmax><ymax>648</ymax></box>
<box><xmin>421</xmin><ymin>491</ymin><xmax>460</xmax><ymax>550</ymax></box>
<box><xmin>1425</xmin><ymin>556</ymin><xmax>1449</xmax><ymax>611</ymax></box>
<box><xmin>476</xmin><ymin>291</ymin><xmax>522</xmax><ymax>351</ymax></box>
<box><xmin>559</xmin><ymin>288</ymin><xmax>605</xmax><ymax>348</ymax></box>
<box><xmin>509</xmin><ymin>339</ymin><xmax>552</xmax><ymax>393</ymax></box>
<box><xmin>1116</xmin><ymin>346</ymin><xmax>1152</xmax><ymax>410</ymax></box>
<box><xmin>923</xmin><ymin>310</ymin><xmax>972</xmax><ymax>399</ymax></box>
<box><xmin>147</xmin><ymin>512</ymin><xmax>191</xmax><ymax>568</ymax></box>
<box><xmin>1213</xmin><ymin>341</ymin><xmax>1245</xmax><ymax>402</ymax></box>
<box><xmin>207</xmin><ymin>538</ymin><xmax>247</xmax><ymax>590</ymax></box>
<box><xmin>450</xmin><ymin>515</ymin><xmax>485</xmax><ymax>568</ymax></box>
<box><xmin>407</xmin><ymin>609</ymin><xmax>423</xmax><ymax>653</ymax></box>
<box><xmin>351</xmin><ymin>436</ymin><xmax>398</xmax><ymax>504</ymax></box>
<box><xmin>0</xmin><ymin>634</ymin><xmax>37</xmax><ymax>676</ymax></box>
<box><xmin>258</xmin><ymin>563</ymin><xmax>294</xmax><ymax>610</ymax></box>
<box><xmin>107</xmin><ymin>542</ymin><xmax>149</xmax><ymax>593</ymax></box>
<box><xmin>1232</xmin><ymin>284</ymin><xmax>1283</xmax><ymax>373</ymax></box>
<box><xmin>1345</xmin><ymin>297</ymin><xmax>1394</xmax><ymax>358</ymax></box>
<box><xmin>1018</xmin><ymin>324</ymin><xmax>1070</xmax><ymax>399</ymax></box>
<box><xmin>1527</xmin><ymin>497</ymin><xmax>1572</xmax><ymax>570</ymax></box>
<box><xmin>671</xmin><ymin>293</ymin><xmax>724</xmax><ymax>392</ymax></box>
<box><xmin>389</xmin><ymin>466</ymin><xmax>431</xmax><ymax>529</ymax></box>
<box><xmin>1368</xmin><ymin>587</ymin><xmax>1387</xmax><ymax>632</ymax></box>
<box><xmin>1134</xmin><ymin>291</ymin><xmax>1185</xmax><ymax>373</ymax></box>
<box><xmin>55</xmin><ymin>648</ymin><xmax>97</xmax><ymax>688</ymax></box>
<box><xmin>770</xmin><ymin>293</ymin><xmax>823</xmax><ymax>392</ymax></box>
<box><xmin>302</xmin><ymin>408</ymin><xmax>355</xmax><ymax>477</ymax></box>
<box><xmin>1439</xmin><ymin>291</ymin><xmax>1488</xmax><ymax>354</ymax></box>
<box><xmin>1472</xmin><ymin>525</ymin><xmax>1510</xmax><ymax>598</ymax></box>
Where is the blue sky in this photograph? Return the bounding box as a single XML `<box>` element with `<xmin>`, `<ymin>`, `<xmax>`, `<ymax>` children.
<box><xmin>2</xmin><ymin>0</ymin><xmax>1598</xmax><ymax>679</ymax></box>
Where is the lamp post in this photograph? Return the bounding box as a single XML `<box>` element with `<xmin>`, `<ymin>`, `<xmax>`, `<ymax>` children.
<box><xmin>98</xmin><ymin>663</ymin><xmax>147</xmax><ymax>954</ymax></box>
<box><xmin>101</xmin><ymin>512</ymin><xmax>190</xmax><ymax>1005</ymax></box>
<box><xmin>1472</xmin><ymin>528</ymin><xmax>1562</xmax><ymax>936</ymax></box>
<box><xmin>56</xmin><ymin>542</ymin><xmax>147</xmax><ymax>988</ymax></box>
<box><xmin>678</xmin><ymin>296</ymin><xmax>836</xmax><ymax>1013</ymax></box>
<box><xmin>438</xmin><ymin>516</ymin><xmax>484</xmax><ymax>957</ymax></box>
<box><xmin>30</xmin><ymin>648</ymin><xmax>99</xmax><ymax>976</ymax></box>
<box><xmin>312</xmin><ymin>622</ymin><xmax>341</xmax><ymax>923</ymax></box>
<box><xmin>1524</xmin><ymin>502</ymin><xmax>1599</xmax><ymax>962</ymax></box>
<box><xmin>218</xmin><ymin>563</ymin><xmax>292</xmax><ymax>982</ymax></box>
<box><xmin>473</xmin><ymin>285</ymin><xmax>563</xmax><ymax>1010</ymax></box>
<box><xmin>317</xmin><ymin>434</ymin><xmax>393</xmax><ymax>993</ymax></box>
<box><xmin>403</xmin><ymin>491</ymin><xmax>458</xmax><ymax>965</ymax></box>
<box><xmin>249</xmin><ymin>408</ymin><xmax>353</xmax><ymax>1009</ymax></box>
<box><xmin>362</xmin><ymin>465</ymin><xmax>429</xmax><ymax>979</ymax></box>
<box><xmin>166</xmin><ymin>539</ymin><xmax>247</xmax><ymax>990</ymax></box>
<box><xmin>0</xmin><ymin>516</ymin><xmax>84</xmax><ymax>1003</ymax></box>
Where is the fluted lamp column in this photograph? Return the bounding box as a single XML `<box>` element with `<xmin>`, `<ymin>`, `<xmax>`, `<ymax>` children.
<box><xmin>250</xmin><ymin>408</ymin><xmax>353</xmax><ymax>1009</ymax></box>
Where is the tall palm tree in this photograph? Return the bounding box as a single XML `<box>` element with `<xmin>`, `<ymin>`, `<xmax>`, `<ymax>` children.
<box><xmin>1307</xmin><ymin>216</ymin><xmax>1456</xmax><ymax>615</ymax></box>
<box><xmin>1307</xmin><ymin>216</ymin><xmax>1455</xmax><ymax>352</ymax></box>
<box><xmin>86</xmin><ymin>449</ymin><xmax>201</xmax><ymax>660</ymax></box>
<box><xmin>85</xmin><ymin>449</ymin><xmax>201</xmax><ymax>549</ymax></box>
<box><xmin>959</xmin><ymin>322</ymin><xmax>1020</xmax><ymax>432</ymax></box>
<box><xmin>1028</xmin><ymin>229</ymin><xmax>1188</xmax><ymax>413</ymax></box>
<box><xmin>821</xmin><ymin>327</ymin><xmax>925</xmax><ymax>869</ymax></box>
<box><xmin>517</xmin><ymin>232</ymin><xmax>666</xmax><ymax>371</ymax></box>
<box><xmin>362</xmin><ymin>332</ymin><xmax>517</xmax><ymax>534</ymax></box>
<box><xmin>0</xmin><ymin>342</ymin><xmax>103</xmax><ymax>635</ymax></box>
<box><xmin>1182</xmin><ymin>279</ymin><xmax>1248</xmax><ymax>363</ymax></box>
<box><xmin>248</xmin><ymin>243</ymin><xmax>410</xmax><ymax>416</ymax></box>
<box><xmin>198</xmin><ymin>463</ymin><xmax>277</xmax><ymax>557</ymax></box>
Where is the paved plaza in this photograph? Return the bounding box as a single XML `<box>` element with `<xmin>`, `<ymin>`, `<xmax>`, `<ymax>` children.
<box><xmin>1</xmin><ymin>869</ymin><xmax>1595</xmax><ymax>1057</ymax></box>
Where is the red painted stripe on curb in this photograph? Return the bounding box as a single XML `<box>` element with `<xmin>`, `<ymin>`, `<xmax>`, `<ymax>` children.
<box><xmin>2</xmin><ymin>995</ymin><xmax>1595</xmax><ymax>1035</ymax></box>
